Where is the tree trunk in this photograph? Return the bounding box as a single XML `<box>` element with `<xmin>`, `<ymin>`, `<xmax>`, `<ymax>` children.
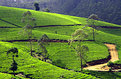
<box><xmin>80</xmin><ymin>54</ymin><xmax>83</xmax><ymax>72</ymax></box>
<box><xmin>93</xmin><ymin>27</ymin><xmax>95</xmax><ymax>41</ymax></box>
<box><xmin>79</xmin><ymin>40</ymin><xmax>83</xmax><ymax>71</ymax></box>
<box><xmin>13</xmin><ymin>70</ymin><xmax>15</xmax><ymax>76</ymax></box>
<box><xmin>12</xmin><ymin>55</ymin><xmax>14</xmax><ymax>61</ymax></box>
<box><xmin>30</xmin><ymin>29</ymin><xmax>32</xmax><ymax>56</ymax></box>
<box><xmin>30</xmin><ymin>39</ymin><xmax>32</xmax><ymax>56</ymax></box>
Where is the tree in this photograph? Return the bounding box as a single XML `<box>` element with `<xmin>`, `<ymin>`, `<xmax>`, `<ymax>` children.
<box><xmin>22</xmin><ymin>11</ymin><xmax>36</xmax><ymax>56</ymax></box>
<box><xmin>10</xmin><ymin>59</ymin><xmax>18</xmax><ymax>76</ymax></box>
<box><xmin>107</xmin><ymin>61</ymin><xmax>114</xmax><ymax>72</ymax></box>
<box><xmin>7</xmin><ymin>47</ymin><xmax>18</xmax><ymax>76</ymax></box>
<box><xmin>37</xmin><ymin>34</ymin><xmax>49</xmax><ymax>61</ymax></box>
<box><xmin>69</xmin><ymin>28</ymin><xmax>89</xmax><ymax>71</ymax></box>
<box><xmin>7</xmin><ymin>47</ymin><xmax>18</xmax><ymax>57</ymax></box>
<box><xmin>34</xmin><ymin>3</ymin><xmax>40</xmax><ymax>11</ymax></box>
<box><xmin>87</xmin><ymin>14</ymin><xmax>99</xmax><ymax>41</ymax></box>
<box><xmin>38</xmin><ymin>34</ymin><xmax>49</xmax><ymax>45</ymax></box>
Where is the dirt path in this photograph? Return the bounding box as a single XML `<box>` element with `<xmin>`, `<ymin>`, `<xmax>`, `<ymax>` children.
<box><xmin>84</xmin><ymin>44</ymin><xmax>119</xmax><ymax>71</ymax></box>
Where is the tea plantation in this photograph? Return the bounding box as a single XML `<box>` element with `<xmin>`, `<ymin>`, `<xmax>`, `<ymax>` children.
<box><xmin>1</xmin><ymin>6</ymin><xmax>121</xmax><ymax>79</ymax></box>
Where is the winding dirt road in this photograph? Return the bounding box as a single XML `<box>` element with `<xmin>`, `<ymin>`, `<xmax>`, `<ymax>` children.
<box><xmin>84</xmin><ymin>44</ymin><xmax>119</xmax><ymax>71</ymax></box>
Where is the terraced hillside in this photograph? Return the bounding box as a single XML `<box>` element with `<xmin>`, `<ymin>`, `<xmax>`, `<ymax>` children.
<box><xmin>1</xmin><ymin>6</ymin><xmax>121</xmax><ymax>79</ymax></box>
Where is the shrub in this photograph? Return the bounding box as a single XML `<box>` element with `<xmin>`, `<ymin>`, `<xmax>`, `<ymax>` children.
<box><xmin>46</xmin><ymin>59</ymin><xmax>52</xmax><ymax>64</ymax></box>
<box><xmin>107</xmin><ymin>61</ymin><xmax>114</xmax><ymax>67</ymax></box>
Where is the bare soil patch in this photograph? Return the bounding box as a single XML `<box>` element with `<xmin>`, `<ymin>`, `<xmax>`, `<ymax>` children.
<box><xmin>84</xmin><ymin>44</ymin><xmax>119</xmax><ymax>71</ymax></box>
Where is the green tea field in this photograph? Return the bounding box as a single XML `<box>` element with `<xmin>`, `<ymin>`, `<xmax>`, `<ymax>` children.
<box><xmin>1</xmin><ymin>6</ymin><xmax>121</xmax><ymax>79</ymax></box>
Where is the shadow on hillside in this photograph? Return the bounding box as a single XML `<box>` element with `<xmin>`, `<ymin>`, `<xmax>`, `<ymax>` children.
<box><xmin>99</xmin><ymin>28</ymin><xmax>121</xmax><ymax>36</ymax></box>
<box><xmin>52</xmin><ymin>59</ymin><xmax>66</xmax><ymax>69</ymax></box>
<box><xmin>84</xmin><ymin>70</ymin><xmax>121</xmax><ymax>79</ymax></box>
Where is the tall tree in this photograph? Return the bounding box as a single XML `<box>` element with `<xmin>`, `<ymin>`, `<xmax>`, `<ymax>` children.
<box><xmin>38</xmin><ymin>34</ymin><xmax>49</xmax><ymax>61</ymax></box>
<box><xmin>22</xmin><ymin>11</ymin><xmax>36</xmax><ymax>56</ymax></box>
<box><xmin>34</xmin><ymin>2</ymin><xmax>40</xmax><ymax>11</ymax></box>
<box><xmin>87</xmin><ymin>14</ymin><xmax>99</xmax><ymax>41</ymax></box>
<box><xmin>69</xmin><ymin>28</ymin><xmax>89</xmax><ymax>71</ymax></box>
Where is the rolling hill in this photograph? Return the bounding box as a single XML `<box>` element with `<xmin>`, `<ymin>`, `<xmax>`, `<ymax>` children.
<box><xmin>1</xmin><ymin>6</ymin><xmax>121</xmax><ymax>79</ymax></box>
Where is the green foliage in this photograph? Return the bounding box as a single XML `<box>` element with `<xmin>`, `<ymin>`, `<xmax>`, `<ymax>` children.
<box><xmin>87</xmin><ymin>14</ymin><xmax>99</xmax><ymax>26</ymax></box>
<box><xmin>7</xmin><ymin>47</ymin><xmax>18</xmax><ymax>56</ymax></box>
<box><xmin>37</xmin><ymin>34</ymin><xmax>50</xmax><ymax>61</ymax></box>
<box><xmin>107</xmin><ymin>61</ymin><xmax>114</xmax><ymax>67</ymax></box>
<box><xmin>88</xmin><ymin>14</ymin><xmax>99</xmax><ymax>20</ymax></box>
<box><xmin>22</xmin><ymin>11</ymin><xmax>36</xmax><ymax>56</ymax></box>
<box><xmin>38</xmin><ymin>34</ymin><xmax>49</xmax><ymax>43</ymax></box>
<box><xmin>34</xmin><ymin>3</ymin><xmax>40</xmax><ymax>11</ymax></box>
<box><xmin>70</xmin><ymin>27</ymin><xmax>89</xmax><ymax>71</ymax></box>
<box><xmin>22</xmin><ymin>11</ymin><xmax>36</xmax><ymax>38</ymax></box>
<box><xmin>10</xmin><ymin>60</ymin><xmax>18</xmax><ymax>73</ymax></box>
<box><xmin>87</xmin><ymin>14</ymin><xmax>99</xmax><ymax>41</ymax></box>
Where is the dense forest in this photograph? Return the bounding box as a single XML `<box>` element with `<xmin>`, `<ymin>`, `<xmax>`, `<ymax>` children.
<box><xmin>0</xmin><ymin>0</ymin><xmax>121</xmax><ymax>25</ymax></box>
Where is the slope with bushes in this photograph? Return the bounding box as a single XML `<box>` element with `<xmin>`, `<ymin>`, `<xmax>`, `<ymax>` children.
<box><xmin>1</xmin><ymin>6</ymin><xmax>121</xmax><ymax>79</ymax></box>
<box><xmin>0</xmin><ymin>41</ymin><xmax>97</xmax><ymax>79</ymax></box>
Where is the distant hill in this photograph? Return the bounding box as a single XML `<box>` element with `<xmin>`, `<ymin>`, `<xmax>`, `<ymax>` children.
<box><xmin>0</xmin><ymin>0</ymin><xmax>121</xmax><ymax>25</ymax></box>
<box><xmin>48</xmin><ymin>0</ymin><xmax>121</xmax><ymax>25</ymax></box>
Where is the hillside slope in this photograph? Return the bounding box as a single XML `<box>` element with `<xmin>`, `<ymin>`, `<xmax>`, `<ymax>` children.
<box><xmin>0</xmin><ymin>41</ymin><xmax>97</xmax><ymax>79</ymax></box>
<box><xmin>1</xmin><ymin>0</ymin><xmax>121</xmax><ymax>25</ymax></box>
<box><xmin>0</xmin><ymin>6</ymin><xmax>81</xmax><ymax>27</ymax></box>
<box><xmin>0</xmin><ymin>6</ymin><xmax>121</xmax><ymax>28</ymax></box>
<box><xmin>1</xmin><ymin>6</ymin><xmax>121</xmax><ymax>79</ymax></box>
